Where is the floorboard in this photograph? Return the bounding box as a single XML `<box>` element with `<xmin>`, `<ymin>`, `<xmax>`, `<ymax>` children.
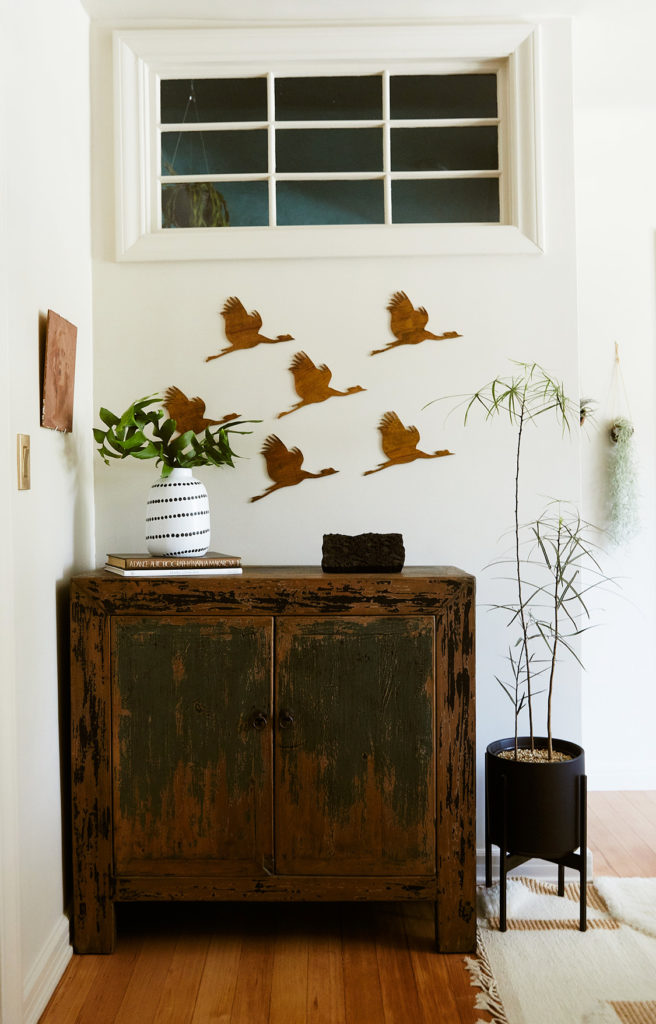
<box><xmin>341</xmin><ymin>905</ymin><xmax>387</xmax><ymax>1024</ymax></box>
<box><xmin>190</xmin><ymin>921</ymin><xmax>242</xmax><ymax>1024</ymax></box>
<box><xmin>374</xmin><ymin>904</ymin><xmax>426</xmax><ymax>1024</ymax></box>
<box><xmin>39</xmin><ymin>791</ymin><xmax>655</xmax><ymax>1024</ymax></box>
<box><xmin>305</xmin><ymin>903</ymin><xmax>346</xmax><ymax>1024</ymax></box>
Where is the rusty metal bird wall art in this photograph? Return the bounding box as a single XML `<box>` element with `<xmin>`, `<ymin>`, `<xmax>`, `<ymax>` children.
<box><xmin>163</xmin><ymin>386</ymin><xmax>239</xmax><ymax>433</ymax></box>
<box><xmin>277</xmin><ymin>351</ymin><xmax>366</xmax><ymax>419</ymax></box>
<box><xmin>363</xmin><ymin>411</ymin><xmax>454</xmax><ymax>476</ymax></box>
<box><xmin>250</xmin><ymin>434</ymin><xmax>338</xmax><ymax>502</ymax></box>
<box><xmin>370</xmin><ymin>291</ymin><xmax>462</xmax><ymax>356</ymax></box>
<box><xmin>206</xmin><ymin>296</ymin><xmax>294</xmax><ymax>361</ymax></box>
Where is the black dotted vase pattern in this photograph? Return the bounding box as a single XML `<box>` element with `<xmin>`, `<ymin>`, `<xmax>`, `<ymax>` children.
<box><xmin>145</xmin><ymin>469</ymin><xmax>210</xmax><ymax>556</ymax></box>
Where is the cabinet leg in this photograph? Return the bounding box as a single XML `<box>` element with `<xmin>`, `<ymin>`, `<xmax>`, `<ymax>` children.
<box><xmin>558</xmin><ymin>864</ymin><xmax>565</xmax><ymax>897</ymax></box>
<box><xmin>73</xmin><ymin>894</ymin><xmax>116</xmax><ymax>954</ymax></box>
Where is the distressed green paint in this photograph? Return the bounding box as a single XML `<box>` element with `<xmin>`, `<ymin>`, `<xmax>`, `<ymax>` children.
<box><xmin>113</xmin><ymin>617</ymin><xmax>270</xmax><ymax>841</ymax></box>
<box><xmin>277</xmin><ymin>616</ymin><xmax>434</xmax><ymax>837</ymax></box>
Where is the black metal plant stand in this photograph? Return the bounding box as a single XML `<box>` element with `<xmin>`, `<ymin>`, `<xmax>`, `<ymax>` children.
<box><xmin>485</xmin><ymin>744</ymin><xmax>588</xmax><ymax>932</ymax></box>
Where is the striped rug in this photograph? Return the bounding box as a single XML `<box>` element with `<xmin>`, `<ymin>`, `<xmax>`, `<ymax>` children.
<box><xmin>465</xmin><ymin>877</ymin><xmax>656</xmax><ymax>1024</ymax></box>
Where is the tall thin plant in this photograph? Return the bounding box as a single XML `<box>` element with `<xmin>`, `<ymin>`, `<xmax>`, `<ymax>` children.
<box><xmin>429</xmin><ymin>362</ymin><xmax>576</xmax><ymax>749</ymax></box>
<box><xmin>495</xmin><ymin>642</ymin><xmax>532</xmax><ymax>754</ymax></box>
<box><xmin>427</xmin><ymin>362</ymin><xmax>618</xmax><ymax>762</ymax></box>
<box><xmin>491</xmin><ymin>503</ymin><xmax>609</xmax><ymax>759</ymax></box>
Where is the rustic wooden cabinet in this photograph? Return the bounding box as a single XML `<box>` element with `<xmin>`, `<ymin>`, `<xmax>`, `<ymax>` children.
<box><xmin>70</xmin><ymin>567</ymin><xmax>475</xmax><ymax>954</ymax></box>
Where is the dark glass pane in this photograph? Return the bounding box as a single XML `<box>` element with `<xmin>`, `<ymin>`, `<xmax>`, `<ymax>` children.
<box><xmin>390</xmin><ymin>74</ymin><xmax>498</xmax><ymax>119</ymax></box>
<box><xmin>162</xmin><ymin>181</ymin><xmax>268</xmax><ymax>228</ymax></box>
<box><xmin>391</xmin><ymin>126</ymin><xmax>498</xmax><ymax>172</ymax></box>
<box><xmin>392</xmin><ymin>178</ymin><xmax>499</xmax><ymax>223</ymax></box>
<box><xmin>277</xmin><ymin>180</ymin><xmax>384</xmax><ymax>225</ymax></box>
<box><xmin>275</xmin><ymin>76</ymin><xmax>382</xmax><ymax>121</ymax></box>
<box><xmin>162</xmin><ymin>130</ymin><xmax>268</xmax><ymax>175</ymax></box>
<box><xmin>276</xmin><ymin>128</ymin><xmax>382</xmax><ymax>173</ymax></box>
<box><xmin>160</xmin><ymin>78</ymin><xmax>267</xmax><ymax>123</ymax></box>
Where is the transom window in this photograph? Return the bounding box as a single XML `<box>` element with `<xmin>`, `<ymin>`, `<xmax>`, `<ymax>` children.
<box><xmin>114</xmin><ymin>24</ymin><xmax>541</xmax><ymax>260</ymax></box>
<box><xmin>159</xmin><ymin>73</ymin><xmax>501</xmax><ymax>230</ymax></box>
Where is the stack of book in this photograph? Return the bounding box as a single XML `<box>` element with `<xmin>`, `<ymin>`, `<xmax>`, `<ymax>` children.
<box><xmin>103</xmin><ymin>551</ymin><xmax>242</xmax><ymax>577</ymax></box>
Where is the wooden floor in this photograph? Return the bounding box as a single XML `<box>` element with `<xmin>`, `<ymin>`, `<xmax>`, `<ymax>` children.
<box><xmin>39</xmin><ymin>791</ymin><xmax>656</xmax><ymax>1024</ymax></box>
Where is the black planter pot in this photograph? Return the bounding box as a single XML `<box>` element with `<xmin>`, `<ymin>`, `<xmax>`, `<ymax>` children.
<box><xmin>485</xmin><ymin>736</ymin><xmax>587</xmax><ymax>931</ymax></box>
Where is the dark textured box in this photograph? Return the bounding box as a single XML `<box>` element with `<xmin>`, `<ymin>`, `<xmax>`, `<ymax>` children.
<box><xmin>321</xmin><ymin>532</ymin><xmax>405</xmax><ymax>573</ymax></box>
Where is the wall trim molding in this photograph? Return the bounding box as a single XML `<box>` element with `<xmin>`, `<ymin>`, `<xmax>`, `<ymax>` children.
<box><xmin>22</xmin><ymin>914</ymin><xmax>72</xmax><ymax>1024</ymax></box>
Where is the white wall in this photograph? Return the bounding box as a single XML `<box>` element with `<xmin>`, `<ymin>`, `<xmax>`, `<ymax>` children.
<box><xmin>88</xmin><ymin>9</ymin><xmax>582</xmax><ymax>847</ymax></box>
<box><xmin>0</xmin><ymin>0</ymin><xmax>651</xmax><ymax>1018</ymax></box>
<box><xmin>0</xmin><ymin>0</ymin><xmax>94</xmax><ymax>1019</ymax></box>
<box><xmin>574</xmin><ymin>0</ymin><xmax>656</xmax><ymax>789</ymax></box>
<box><xmin>0</xmin><ymin>10</ymin><xmax>22</xmax><ymax>1018</ymax></box>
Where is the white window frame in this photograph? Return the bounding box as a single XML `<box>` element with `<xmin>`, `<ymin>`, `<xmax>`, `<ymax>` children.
<box><xmin>114</xmin><ymin>23</ymin><xmax>542</xmax><ymax>261</ymax></box>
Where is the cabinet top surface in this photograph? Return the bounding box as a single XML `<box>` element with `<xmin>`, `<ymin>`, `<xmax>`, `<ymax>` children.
<box><xmin>74</xmin><ymin>565</ymin><xmax>474</xmax><ymax>584</ymax></box>
<box><xmin>70</xmin><ymin>566</ymin><xmax>475</xmax><ymax>613</ymax></box>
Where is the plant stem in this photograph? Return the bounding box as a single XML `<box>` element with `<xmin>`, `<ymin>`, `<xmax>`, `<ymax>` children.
<box><xmin>546</xmin><ymin>517</ymin><xmax>563</xmax><ymax>760</ymax></box>
<box><xmin>514</xmin><ymin>657</ymin><xmax>520</xmax><ymax>759</ymax></box>
<box><xmin>514</xmin><ymin>397</ymin><xmax>534</xmax><ymax>749</ymax></box>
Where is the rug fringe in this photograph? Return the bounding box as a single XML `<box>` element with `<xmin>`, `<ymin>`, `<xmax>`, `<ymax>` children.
<box><xmin>464</xmin><ymin>926</ymin><xmax>510</xmax><ymax>1024</ymax></box>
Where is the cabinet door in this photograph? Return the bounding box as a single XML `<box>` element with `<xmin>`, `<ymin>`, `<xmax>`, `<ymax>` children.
<box><xmin>275</xmin><ymin>616</ymin><xmax>435</xmax><ymax>875</ymax></box>
<box><xmin>111</xmin><ymin>616</ymin><xmax>272</xmax><ymax>875</ymax></box>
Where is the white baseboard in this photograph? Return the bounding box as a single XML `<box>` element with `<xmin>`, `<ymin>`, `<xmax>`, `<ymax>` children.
<box><xmin>586</xmin><ymin>762</ymin><xmax>656</xmax><ymax>791</ymax></box>
<box><xmin>477</xmin><ymin>847</ymin><xmax>594</xmax><ymax>885</ymax></box>
<box><xmin>23</xmin><ymin>914</ymin><xmax>72</xmax><ymax>1024</ymax></box>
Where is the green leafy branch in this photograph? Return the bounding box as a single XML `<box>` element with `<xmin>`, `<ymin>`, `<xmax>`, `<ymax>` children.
<box><xmin>93</xmin><ymin>394</ymin><xmax>257</xmax><ymax>477</ymax></box>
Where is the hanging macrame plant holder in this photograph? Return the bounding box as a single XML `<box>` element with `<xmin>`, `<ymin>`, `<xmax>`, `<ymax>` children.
<box><xmin>606</xmin><ymin>344</ymin><xmax>639</xmax><ymax>545</ymax></box>
<box><xmin>162</xmin><ymin>81</ymin><xmax>229</xmax><ymax>230</ymax></box>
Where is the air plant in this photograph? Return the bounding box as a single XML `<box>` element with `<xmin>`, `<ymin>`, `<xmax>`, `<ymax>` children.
<box><xmin>579</xmin><ymin>397</ymin><xmax>597</xmax><ymax>427</ymax></box>
<box><xmin>607</xmin><ymin>416</ymin><xmax>639</xmax><ymax>545</ymax></box>
<box><xmin>162</xmin><ymin>179</ymin><xmax>229</xmax><ymax>229</ymax></box>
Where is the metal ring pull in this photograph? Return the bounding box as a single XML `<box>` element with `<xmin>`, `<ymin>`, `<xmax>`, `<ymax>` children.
<box><xmin>250</xmin><ymin>710</ymin><xmax>269</xmax><ymax>731</ymax></box>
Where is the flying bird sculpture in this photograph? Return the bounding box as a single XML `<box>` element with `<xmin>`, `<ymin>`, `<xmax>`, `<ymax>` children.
<box><xmin>370</xmin><ymin>291</ymin><xmax>461</xmax><ymax>356</ymax></box>
<box><xmin>363</xmin><ymin>411</ymin><xmax>453</xmax><ymax>476</ymax></box>
<box><xmin>206</xmin><ymin>296</ymin><xmax>294</xmax><ymax>361</ymax></box>
<box><xmin>277</xmin><ymin>351</ymin><xmax>366</xmax><ymax>418</ymax></box>
<box><xmin>163</xmin><ymin>386</ymin><xmax>239</xmax><ymax>434</ymax></box>
<box><xmin>250</xmin><ymin>434</ymin><xmax>338</xmax><ymax>502</ymax></box>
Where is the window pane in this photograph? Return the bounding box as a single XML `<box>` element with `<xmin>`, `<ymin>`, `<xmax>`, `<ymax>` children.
<box><xmin>277</xmin><ymin>180</ymin><xmax>384</xmax><ymax>225</ymax></box>
<box><xmin>162</xmin><ymin>130</ymin><xmax>268</xmax><ymax>175</ymax></box>
<box><xmin>275</xmin><ymin>76</ymin><xmax>382</xmax><ymax>121</ymax></box>
<box><xmin>276</xmin><ymin>128</ymin><xmax>382</xmax><ymax>173</ymax></box>
<box><xmin>161</xmin><ymin>78</ymin><xmax>267</xmax><ymax>123</ymax></box>
<box><xmin>218</xmin><ymin>181</ymin><xmax>269</xmax><ymax>225</ymax></box>
<box><xmin>391</xmin><ymin>126</ymin><xmax>498</xmax><ymax>172</ymax></box>
<box><xmin>162</xmin><ymin>181</ymin><xmax>268</xmax><ymax>228</ymax></box>
<box><xmin>390</xmin><ymin>74</ymin><xmax>498</xmax><ymax>119</ymax></box>
<box><xmin>392</xmin><ymin>178</ymin><xmax>499</xmax><ymax>223</ymax></box>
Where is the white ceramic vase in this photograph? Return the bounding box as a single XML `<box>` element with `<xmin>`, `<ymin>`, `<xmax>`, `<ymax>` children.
<box><xmin>145</xmin><ymin>467</ymin><xmax>210</xmax><ymax>556</ymax></box>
